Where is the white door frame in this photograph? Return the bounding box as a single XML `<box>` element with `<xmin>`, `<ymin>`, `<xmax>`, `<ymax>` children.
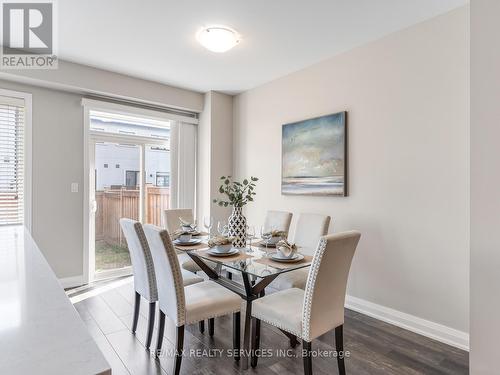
<box><xmin>83</xmin><ymin>105</ymin><xmax>170</xmax><ymax>284</ymax></box>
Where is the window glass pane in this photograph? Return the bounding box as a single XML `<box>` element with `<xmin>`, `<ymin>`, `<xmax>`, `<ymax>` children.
<box><xmin>90</xmin><ymin>110</ymin><xmax>170</xmax><ymax>141</ymax></box>
<box><xmin>0</xmin><ymin>98</ymin><xmax>25</xmax><ymax>225</ymax></box>
<box><xmin>94</xmin><ymin>142</ymin><xmax>140</xmax><ymax>273</ymax></box>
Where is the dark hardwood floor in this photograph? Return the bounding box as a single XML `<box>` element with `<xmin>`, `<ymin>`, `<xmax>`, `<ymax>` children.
<box><xmin>70</xmin><ymin>278</ymin><xmax>468</xmax><ymax>375</ymax></box>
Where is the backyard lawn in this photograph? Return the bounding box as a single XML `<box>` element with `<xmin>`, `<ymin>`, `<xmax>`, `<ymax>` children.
<box><xmin>95</xmin><ymin>240</ymin><xmax>131</xmax><ymax>271</ymax></box>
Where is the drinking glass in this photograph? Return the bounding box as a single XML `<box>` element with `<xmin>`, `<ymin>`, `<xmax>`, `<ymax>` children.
<box><xmin>246</xmin><ymin>225</ymin><xmax>255</xmax><ymax>252</ymax></box>
<box><xmin>203</xmin><ymin>216</ymin><xmax>213</xmax><ymax>239</ymax></box>
<box><xmin>217</xmin><ymin>220</ymin><xmax>227</xmax><ymax>236</ymax></box>
<box><xmin>260</xmin><ymin>225</ymin><xmax>272</xmax><ymax>249</ymax></box>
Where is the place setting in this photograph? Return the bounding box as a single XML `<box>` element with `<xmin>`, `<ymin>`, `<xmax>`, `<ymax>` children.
<box><xmin>253</xmin><ymin>227</ymin><xmax>287</xmax><ymax>249</ymax></box>
<box><xmin>195</xmin><ymin>235</ymin><xmax>253</xmax><ymax>262</ymax></box>
<box><xmin>172</xmin><ymin>218</ymin><xmax>208</xmax><ymax>250</ymax></box>
<box><xmin>254</xmin><ymin>239</ymin><xmax>312</xmax><ymax>269</ymax></box>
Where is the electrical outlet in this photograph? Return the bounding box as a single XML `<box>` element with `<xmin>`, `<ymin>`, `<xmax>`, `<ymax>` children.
<box><xmin>71</xmin><ymin>182</ymin><xmax>79</xmax><ymax>193</ymax></box>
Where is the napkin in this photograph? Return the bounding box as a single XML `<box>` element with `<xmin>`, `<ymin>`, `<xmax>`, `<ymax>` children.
<box><xmin>276</xmin><ymin>239</ymin><xmax>297</xmax><ymax>251</ymax></box>
<box><xmin>264</xmin><ymin>230</ymin><xmax>287</xmax><ymax>238</ymax></box>
<box><xmin>179</xmin><ymin>217</ymin><xmax>195</xmax><ymax>229</ymax></box>
<box><xmin>207</xmin><ymin>236</ymin><xmax>235</xmax><ymax>248</ymax></box>
<box><xmin>171</xmin><ymin>229</ymin><xmax>192</xmax><ymax>240</ymax></box>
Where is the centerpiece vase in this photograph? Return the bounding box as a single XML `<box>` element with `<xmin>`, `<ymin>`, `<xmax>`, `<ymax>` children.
<box><xmin>228</xmin><ymin>206</ymin><xmax>247</xmax><ymax>248</ymax></box>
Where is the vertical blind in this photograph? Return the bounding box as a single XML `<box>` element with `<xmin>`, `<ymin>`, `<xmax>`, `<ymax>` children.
<box><xmin>0</xmin><ymin>95</ymin><xmax>25</xmax><ymax>225</ymax></box>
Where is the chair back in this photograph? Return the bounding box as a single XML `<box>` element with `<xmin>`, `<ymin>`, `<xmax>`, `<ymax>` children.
<box><xmin>302</xmin><ymin>231</ymin><xmax>361</xmax><ymax>341</ymax></box>
<box><xmin>143</xmin><ymin>224</ymin><xmax>186</xmax><ymax>327</ymax></box>
<box><xmin>163</xmin><ymin>208</ymin><xmax>193</xmax><ymax>233</ymax></box>
<box><xmin>292</xmin><ymin>213</ymin><xmax>331</xmax><ymax>255</ymax></box>
<box><xmin>119</xmin><ymin>219</ymin><xmax>157</xmax><ymax>302</ymax></box>
<box><xmin>264</xmin><ymin>210</ymin><xmax>292</xmax><ymax>233</ymax></box>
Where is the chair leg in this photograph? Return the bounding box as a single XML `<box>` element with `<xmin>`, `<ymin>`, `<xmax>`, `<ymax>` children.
<box><xmin>132</xmin><ymin>291</ymin><xmax>140</xmax><ymax>334</ymax></box>
<box><xmin>145</xmin><ymin>302</ymin><xmax>156</xmax><ymax>349</ymax></box>
<box><xmin>303</xmin><ymin>340</ymin><xmax>313</xmax><ymax>375</ymax></box>
<box><xmin>208</xmin><ymin>318</ymin><xmax>215</xmax><ymax>337</ymax></box>
<box><xmin>290</xmin><ymin>334</ymin><xmax>298</xmax><ymax>348</ymax></box>
<box><xmin>199</xmin><ymin>320</ymin><xmax>205</xmax><ymax>333</ymax></box>
<box><xmin>250</xmin><ymin>317</ymin><xmax>261</xmax><ymax>368</ymax></box>
<box><xmin>155</xmin><ymin>311</ymin><xmax>166</xmax><ymax>357</ymax></box>
<box><xmin>233</xmin><ymin>312</ymin><xmax>241</xmax><ymax>361</ymax></box>
<box><xmin>279</xmin><ymin>328</ymin><xmax>298</xmax><ymax>348</ymax></box>
<box><xmin>335</xmin><ymin>325</ymin><xmax>346</xmax><ymax>375</ymax></box>
<box><xmin>174</xmin><ymin>325</ymin><xmax>185</xmax><ymax>375</ymax></box>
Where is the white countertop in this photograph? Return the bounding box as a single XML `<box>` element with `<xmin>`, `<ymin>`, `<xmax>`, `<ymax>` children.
<box><xmin>0</xmin><ymin>226</ymin><xmax>111</xmax><ymax>375</ymax></box>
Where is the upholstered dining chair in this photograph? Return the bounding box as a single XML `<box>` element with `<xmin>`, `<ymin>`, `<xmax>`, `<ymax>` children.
<box><xmin>119</xmin><ymin>219</ymin><xmax>203</xmax><ymax>350</ymax></box>
<box><xmin>271</xmin><ymin>213</ymin><xmax>331</xmax><ymax>291</ymax></box>
<box><xmin>250</xmin><ymin>231</ymin><xmax>361</xmax><ymax>375</ymax></box>
<box><xmin>162</xmin><ymin>208</ymin><xmax>193</xmax><ymax>233</ymax></box>
<box><xmin>143</xmin><ymin>224</ymin><xmax>242</xmax><ymax>375</ymax></box>
<box><xmin>163</xmin><ymin>207</ymin><xmax>218</xmax><ymax>333</ymax></box>
<box><xmin>162</xmin><ymin>208</ymin><xmax>201</xmax><ymax>271</ymax></box>
<box><xmin>264</xmin><ymin>210</ymin><xmax>293</xmax><ymax>233</ymax></box>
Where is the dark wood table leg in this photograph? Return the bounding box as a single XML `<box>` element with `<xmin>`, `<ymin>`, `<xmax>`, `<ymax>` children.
<box><xmin>185</xmin><ymin>251</ymin><xmax>280</xmax><ymax>370</ymax></box>
<box><xmin>242</xmin><ymin>300</ymin><xmax>253</xmax><ymax>370</ymax></box>
<box><xmin>241</xmin><ymin>273</ymin><xmax>253</xmax><ymax>370</ymax></box>
<box><xmin>240</xmin><ymin>272</ymin><xmax>278</xmax><ymax>370</ymax></box>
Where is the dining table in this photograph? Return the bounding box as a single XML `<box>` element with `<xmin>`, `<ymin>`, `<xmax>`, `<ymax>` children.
<box><xmin>174</xmin><ymin>238</ymin><xmax>313</xmax><ymax>369</ymax></box>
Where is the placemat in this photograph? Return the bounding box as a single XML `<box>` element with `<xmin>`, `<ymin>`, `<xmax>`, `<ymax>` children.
<box><xmin>174</xmin><ymin>242</ymin><xmax>209</xmax><ymax>251</ymax></box>
<box><xmin>253</xmin><ymin>254</ymin><xmax>313</xmax><ymax>269</ymax></box>
<box><xmin>194</xmin><ymin>249</ymin><xmax>254</xmax><ymax>263</ymax></box>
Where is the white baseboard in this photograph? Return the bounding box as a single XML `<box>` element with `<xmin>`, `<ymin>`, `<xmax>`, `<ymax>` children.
<box><xmin>59</xmin><ymin>275</ymin><xmax>85</xmax><ymax>289</ymax></box>
<box><xmin>345</xmin><ymin>295</ymin><xmax>469</xmax><ymax>351</ymax></box>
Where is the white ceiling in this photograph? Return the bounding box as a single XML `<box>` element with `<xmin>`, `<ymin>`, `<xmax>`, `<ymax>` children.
<box><xmin>59</xmin><ymin>0</ymin><xmax>467</xmax><ymax>94</ymax></box>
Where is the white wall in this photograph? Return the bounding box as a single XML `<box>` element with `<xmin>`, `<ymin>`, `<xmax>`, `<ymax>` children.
<box><xmin>470</xmin><ymin>0</ymin><xmax>500</xmax><ymax>373</ymax></box>
<box><xmin>0</xmin><ymin>80</ymin><xmax>85</xmax><ymax>278</ymax></box>
<box><xmin>233</xmin><ymin>6</ymin><xmax>469</xmax><ymax>342</ymax></box>
<box><xmin>197</xmin><ymin>91</ymin><xmax>233</xmax><ymax>229</ymax></box>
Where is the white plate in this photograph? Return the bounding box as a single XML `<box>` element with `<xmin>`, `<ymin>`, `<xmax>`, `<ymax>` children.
<box><xmin>271</xmin><ymin>253</ymin><xmax>304</xmax><ymax>263</ymax></box>
<box><xmin>207</xmin><ymin>248</ymin><xmax>239</xmax><ymax>257</ymax></box>
<box><xmin>173</xmin><ymin>238</ymin><xmax>202</xmax><ymax>246</ymax></box>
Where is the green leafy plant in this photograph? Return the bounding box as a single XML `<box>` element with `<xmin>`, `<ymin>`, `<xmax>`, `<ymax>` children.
<box><xmin>212</xmin><ymin>176</ymin><xmax>259</xmax><ymax>208</ymax></box>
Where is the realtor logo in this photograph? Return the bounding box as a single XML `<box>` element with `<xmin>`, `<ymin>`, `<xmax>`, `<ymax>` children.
<box><xmin>1</xmin><ymin>1</ymin><xmax>57</xmax><ymax>69</ymax></box>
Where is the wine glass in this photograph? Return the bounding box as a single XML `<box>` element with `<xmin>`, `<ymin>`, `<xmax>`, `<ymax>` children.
<box><xmin>203</xmin><ymin>216</ymin><xmax>213</xmax><ymax>239</ymax></box>
<box><xmin>217</xmin><ymin>220</ymin><xmax>227</xmax><ymax>236</ymax></box>
<box><xmin>260</xmin><ymin>225</ymin><xmax>272</xmax><ymax>249</ymax></box>
<box><xmin>246</xmin><ymin>225</ymin><xmax>255</xmax><ymax>252</ymax></box>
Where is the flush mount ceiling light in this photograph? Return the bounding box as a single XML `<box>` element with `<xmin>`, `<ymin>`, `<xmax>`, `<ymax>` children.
<box><xmin>196</xmin><ymin>26</ymin><xmax>240</xmax><ymax>53</ymax></box>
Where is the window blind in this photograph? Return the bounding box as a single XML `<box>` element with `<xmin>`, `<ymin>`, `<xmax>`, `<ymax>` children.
<box><xmin>0</xmin><ymin>95</ymin><xmax>25</xmax><ymax>225</ymax></box>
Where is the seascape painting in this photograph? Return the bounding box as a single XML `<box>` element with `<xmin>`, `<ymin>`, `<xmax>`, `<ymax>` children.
<box><xmin>282</xmin><ymin>111</ymin><xmax>347</xmax><ymax>196</ymax></box>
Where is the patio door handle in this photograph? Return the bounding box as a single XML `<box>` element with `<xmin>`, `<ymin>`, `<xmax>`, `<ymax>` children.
<box><xmin>91</xmin><ymin>200</ymin><xmax>98</xmax><ymax>214</ymax></box>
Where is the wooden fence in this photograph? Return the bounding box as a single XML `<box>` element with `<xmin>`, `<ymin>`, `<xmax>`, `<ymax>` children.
<box><xmin>95</xmin><ymin>185</ymin><xmax>170</xmax><ymax>247</ymax></box>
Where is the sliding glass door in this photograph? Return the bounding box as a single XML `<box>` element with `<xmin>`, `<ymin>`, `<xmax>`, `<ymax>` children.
<box><xmin>93</xmin><ymin>141</ymin><xmax>139</xmax><ymax>275</ymax></box>
<box><xmin>83</xmin><ymin>100</ymin><xmax>197</xmax><ymax>283</ymax></box>
<box><xmin>88</xmin><ymin>111</ymin><xmax>171</xmax><ymax>281</ymax></box>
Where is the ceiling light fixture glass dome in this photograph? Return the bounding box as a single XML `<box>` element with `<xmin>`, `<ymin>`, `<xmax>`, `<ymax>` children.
<box><xmin>196</xmin><ymin>26</ymin><xmax>240</xmax><ymax>53</ymax></box>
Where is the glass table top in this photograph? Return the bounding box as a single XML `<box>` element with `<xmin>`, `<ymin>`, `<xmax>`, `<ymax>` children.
<box><xmin>182</xmin><ymin>242</ymin><xmax>312</xmax><ymax>279</ymax></box>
